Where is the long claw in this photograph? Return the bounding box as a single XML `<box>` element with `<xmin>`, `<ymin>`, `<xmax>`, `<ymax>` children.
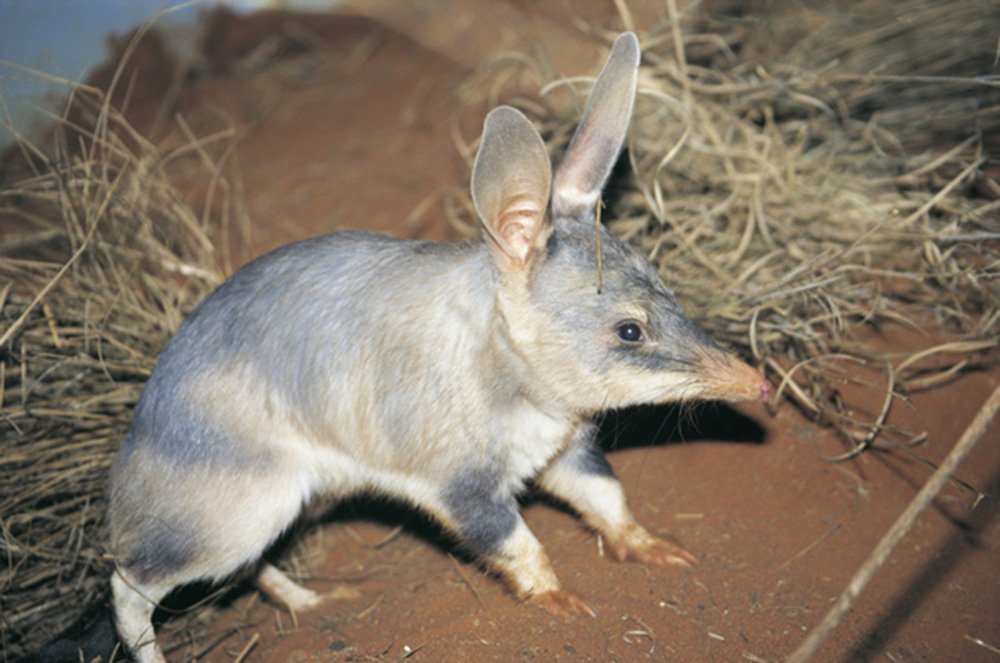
<box><xmin>528</xmin><ymin>589</ymin><xmax>597</xmax><ymax>618</ymax></box>
<box><xmin>606</xmin><ymin>524</ymin><xmax>698</xmax><ymax>567</ymax></box>
<box><xmin>627</xmin><ymin>537</ymin><xmax>699</xmax><ymax>567</ymax></box>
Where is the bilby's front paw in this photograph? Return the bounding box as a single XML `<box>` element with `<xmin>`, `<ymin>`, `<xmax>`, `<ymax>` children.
<box><xmin>527</xmin><ymin>589</ymin><xmax>597</xmax><ymax>618</ymax></box>
<box><xmin>606</xmin><ymin>524</ymin><xmax>698</xmax><ymax>567</ymax></box>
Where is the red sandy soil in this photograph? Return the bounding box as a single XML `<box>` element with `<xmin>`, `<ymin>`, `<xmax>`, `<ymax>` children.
<box><xmin>9</xmin><ymin>4</ymin><xmax>1000</xmax><ymax>662</ymax></box>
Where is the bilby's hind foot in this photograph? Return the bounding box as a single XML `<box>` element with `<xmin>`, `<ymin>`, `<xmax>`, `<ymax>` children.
<box><xmin>256</xmin><ymin>562</ymin><xmax>360</xmax><ymax>613</ymax></box>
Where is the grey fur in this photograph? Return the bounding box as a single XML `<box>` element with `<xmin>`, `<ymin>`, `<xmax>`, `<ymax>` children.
<box><xmin>121</xmin><ymin>522</ymin><xmax>195</xmax><ymax>584</ymax></box>
<box><xmin>560</xmin><ymin>424</ymin><xmax>615</xmax><ymax>478</ymax></box>
<box><xmin>442</xmin><ymin>465</ymin><xmax>519</xmax><ymax>556</ymax></box>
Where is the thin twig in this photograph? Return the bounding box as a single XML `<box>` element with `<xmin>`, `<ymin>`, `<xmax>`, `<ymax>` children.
<box><xmin>788</xmin><ymin>384</ymin><xmax>1000</xmax><ymax>663</ymax></box>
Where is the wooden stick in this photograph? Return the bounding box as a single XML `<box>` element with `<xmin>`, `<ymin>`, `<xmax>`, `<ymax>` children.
<box><xmin>787</xmin><ymin>384</ymin><xmax>1000</xmax><ymax>663</ymax></box>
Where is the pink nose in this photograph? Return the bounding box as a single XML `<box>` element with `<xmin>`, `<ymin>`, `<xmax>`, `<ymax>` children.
<box><xmin>701</xmin><ymin>354</ymin><xmax>773</xmax><ymax>403</ymax></box>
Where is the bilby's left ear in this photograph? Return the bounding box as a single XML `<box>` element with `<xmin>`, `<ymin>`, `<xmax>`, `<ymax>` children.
<box><xmin>471</xmin><ymin>106</ymin><xmax>553</xmax><ymax>267</ymax></box>
<box><xmin>551</xmin><ymin>32</ymin><xmax>639</xmax><ymax>220</ymax></box>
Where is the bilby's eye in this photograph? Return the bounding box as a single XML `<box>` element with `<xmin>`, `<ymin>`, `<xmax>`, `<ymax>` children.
<box><xmin>615</xmin><ymin>321</ymin><xmax>644</xmax><ymax>344</ymax></box>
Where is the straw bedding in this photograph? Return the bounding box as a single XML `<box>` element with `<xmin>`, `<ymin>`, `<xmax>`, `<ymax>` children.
<box><xmin>454</xmin><ymin>0</ymin><xmax>998</xmax><ymax>448</ymax></box>
<box><xmin>1</xmin><ymin>1</ymin><xmax>998</xmax><ymax>657</ymax></box>
<box><xmin>1</xmin><ymin>91</ymin><xmax>227</xmax><ymax>654</ymax></box>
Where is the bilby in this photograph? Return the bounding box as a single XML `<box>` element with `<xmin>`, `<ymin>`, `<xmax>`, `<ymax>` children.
<box><xmin>108</xmin><ymin>32</ymin><xmax>770</xmax><ymax>662</ymax></box>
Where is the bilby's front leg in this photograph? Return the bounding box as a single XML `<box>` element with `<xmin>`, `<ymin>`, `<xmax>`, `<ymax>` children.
<box><xmin>537</xmin><ymin>423</ymin><xmax>698</xmax><ymax>567</ymax></box>
<box><xmin>441</xmin><ymin>468</ymin><xmax>595</xmax><ymax>617</ymax></box>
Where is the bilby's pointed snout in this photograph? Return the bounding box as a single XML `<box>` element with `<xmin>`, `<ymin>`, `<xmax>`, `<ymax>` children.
<box><xmin>696</xmin><ymin>351</ymin><xmax>771</xmax><ymax>403</ymax></box>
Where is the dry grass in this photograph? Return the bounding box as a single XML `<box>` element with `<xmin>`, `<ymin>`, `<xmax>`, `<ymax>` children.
<box><xmin>455</xmin><ymin>0</ymin><xmax>999</xmax><ymax>453</ymax></box>
<box><xmin>1</xmin><ymin>0</ymin><xmax>998</xmax><ymax>659</ymax></box>
<box><xmin>0</xmin><ymin>76</ymin><xmax>231</xmax><ymax>656</ymax></box>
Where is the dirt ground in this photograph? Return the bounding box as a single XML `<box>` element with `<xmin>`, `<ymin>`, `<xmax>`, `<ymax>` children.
<box><xmin>8</xmin><ymin>3</ymin><xmax>1000</xmax><ymax>661</ymax></box>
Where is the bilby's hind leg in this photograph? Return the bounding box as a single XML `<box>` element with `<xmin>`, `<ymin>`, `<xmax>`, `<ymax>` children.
<box><xmin>111</xmin><ymin>568</ymin><xmax>171</xmax><ymax>663</ymax></box>
<box><xmin>108</xmin><ymin>462</ymin><xmax>319</xmax><ymax>659</ymax></box>
<box><xmin>256</xmin><ymin>562</ymin><xmax>360</xmax><ymax>614</ymax></box>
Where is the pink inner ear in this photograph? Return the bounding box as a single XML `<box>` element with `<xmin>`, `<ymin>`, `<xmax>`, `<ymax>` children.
<box><xmin>496</xmin><ymin>193</ymin><xmax>546</xmax><ymax>261</ymax></box>
<box><xmin>500</xmin><ymin>217</ymin><xmax>533</xmax><ymax>255</ymax></box>
<box><xmin>471</xmin><ymin>107</ymin><xmax>553</xmax><ymax>263</ymax></box>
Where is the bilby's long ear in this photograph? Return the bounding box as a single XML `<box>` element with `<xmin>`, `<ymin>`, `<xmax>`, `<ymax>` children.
<box><xmin>551</xmin><ymin>32</ymin><xmax>639</xmax><ymax>219</ymax></box>
<box><xmin>471</xmin><ymin>106</ymin><xmax>553</xmax><ymax>267</ymax></box>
